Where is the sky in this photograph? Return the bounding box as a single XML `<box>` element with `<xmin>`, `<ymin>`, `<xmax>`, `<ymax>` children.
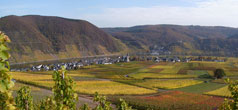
<box><xmin>0</xmin><ymin>0</ymin><xmax>238</xmax><ymax>27</ymax></box>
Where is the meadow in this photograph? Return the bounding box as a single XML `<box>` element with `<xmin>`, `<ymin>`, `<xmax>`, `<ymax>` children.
<box><xmin>174</xmin><ymin>82</ymin><xmax>226</xmax><ymax>94</ymax></box>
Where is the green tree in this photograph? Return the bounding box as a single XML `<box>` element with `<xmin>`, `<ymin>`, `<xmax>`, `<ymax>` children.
<box><xmin>52</xmin><ymin>66</ymin><xmax>78</xmax><ymax>110</ymax></box>
<box><xmin>36</xmin><ymin>97</ymin><xmax>56</xmax><ymax>110</ymax></box>
<box><xmin>15</xmin><ymin>86</ymin><xmax>33</xmax><ymax>110</ymax></box>
<box><xmin>0</xmin><ymin>31</ymin><xmax>16</xmax><ymax>110</ymax></box>
<box><xmin>214</xmin><ymin>69</ymin><xmax>226</xmax><ymax>79</ymax></box>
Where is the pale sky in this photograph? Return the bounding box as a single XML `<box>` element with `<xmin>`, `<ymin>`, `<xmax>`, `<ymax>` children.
<box><xmin>0</xmin><ymin>0</ymin><xmax>237</xmax><ymax>27</ymax></box>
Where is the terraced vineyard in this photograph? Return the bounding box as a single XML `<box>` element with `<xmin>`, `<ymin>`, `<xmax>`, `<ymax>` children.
<box><xmin>10</xmin><ymin>71</ymin><xmax>156</xmax><ymax>95</ymax></box>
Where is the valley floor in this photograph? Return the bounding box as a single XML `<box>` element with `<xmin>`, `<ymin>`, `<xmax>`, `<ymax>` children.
<box><xmin>11</xmin><ymin>59</ymin><xmax>238</xmax><ymax>109</ymax></box>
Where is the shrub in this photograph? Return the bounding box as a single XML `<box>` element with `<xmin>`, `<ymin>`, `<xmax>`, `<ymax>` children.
<box><xmin>117</xmin><ymin>98</ymin><xmax>132</xmax><ymax>110</ymax></box>
<box><xmin>36</xmin><ymin>97</ymin><xmax>56</xmax><ymax>110</ymax></box>
<box><xmin>15</xmin><ymin>86</ymin><xmax>34</xmax><ymax>110</ymax></box>
<box><xmin>93</xmin><ymin>92</ymin><xmax>112</xmax><ymax>110</ymax></box>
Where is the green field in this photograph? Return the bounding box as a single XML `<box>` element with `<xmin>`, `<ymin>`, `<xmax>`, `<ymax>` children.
<box><xmin>174</xmin><ymin>82</ymin><xmax>226</xmax><ymax>94</ymax></box>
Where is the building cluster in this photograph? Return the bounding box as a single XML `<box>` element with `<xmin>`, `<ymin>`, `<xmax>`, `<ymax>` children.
<box><xmin>153</xmin><ymin>57</ymin><xmax>190</xmax><ymax>62</ymax></box>
<box><xmin>10</xmin><ymin>54</ymin><xmax>131</xmax><ymax>72</ymax></box>
<box><xmin>10</xmin><ymin>54</ymin><xmax>226</xmax><ymax>72</ymax></box>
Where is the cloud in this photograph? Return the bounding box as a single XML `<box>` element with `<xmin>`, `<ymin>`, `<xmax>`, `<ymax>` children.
<box><xmin>81</xmin><ymin>0</ymin><xmax>238</xmax><ymax>27</ymax></box>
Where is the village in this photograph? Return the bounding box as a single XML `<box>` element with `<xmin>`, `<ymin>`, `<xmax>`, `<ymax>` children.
<box><xmin>10</xmin><ymin>54</ymin><xmax>226</xmax><ymax>72</ymax></box>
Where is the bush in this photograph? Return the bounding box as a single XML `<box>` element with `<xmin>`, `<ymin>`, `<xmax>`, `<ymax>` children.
<box><xmin>214</xmin><ymin>69</ymin><xmax>226</xmax><ymax>79</ymax></box>
<box><xmin>15</xmin><ymin>86</ymin><xmax>34</xmax><ymax>110</ymax></box>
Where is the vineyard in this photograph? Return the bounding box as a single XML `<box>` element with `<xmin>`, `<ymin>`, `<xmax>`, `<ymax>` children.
<box><xmin>9</xmin><ymin>58</ymin><xmax>238</xmax><ymax>109</ymax></box>
<box><xmin>2</xmin><ymin>31</ymin><xmax>238</xmax><ymax>109</ymax></box>
<box><xmin>110</xmin><ymin>91</ymin><xmax>225</xmax><ymax>110</ymax></box>
<box><xmin>131</xmin><ymin>79</ymin><xmax>203</xmax><ymax>89</ymax></box>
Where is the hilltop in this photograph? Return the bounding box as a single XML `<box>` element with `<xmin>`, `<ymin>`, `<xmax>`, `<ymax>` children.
<box><xmin>0</xmin><ymin>15</ymin><xmax>127</xmax><ymax>63</ymax></box>
<box><xmin>2</xmin><ymin>15</ymin><xmax>238</xmax><ymax>63</ymax></box>
<box><xmin>103</xmin><ymin>25</ymin><xmax>238</xmax><ymax>56</ymax></box>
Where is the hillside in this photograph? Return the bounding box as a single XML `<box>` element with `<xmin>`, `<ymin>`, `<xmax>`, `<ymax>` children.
<box><xmin>103</xmin><ymin>25</ymin><xmax>238</xmax><ymax>56</ymax></box>
<box><xmin>1</xmin><ymin>15</ymin><xmax>238</xmax><ymax>63</ymax></box>
<box><xmin>0</xmin><ymin>15</ymin><xmax>127</xmax><ymax>63</ymax></box>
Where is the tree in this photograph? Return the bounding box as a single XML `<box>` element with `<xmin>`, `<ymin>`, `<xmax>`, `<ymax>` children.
<box><xmin>15</xmin><ymin>86</ymin><xmax>34</xmax><ymax>110</ymax></box>
<box><xmin>0</xmin><ymin>31</ymin><xmax>16</xmax><ymax>110</ymax></box>
<box><xmin>214</xmin><ymin>69</ymin><xmax>226</xmax><ymax>79</ymax></box>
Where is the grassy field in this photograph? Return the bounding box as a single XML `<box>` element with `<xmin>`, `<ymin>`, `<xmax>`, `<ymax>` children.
<box><xmin>174</xmin><ymin>82</ymin><xmax>226</xmax><ymax>94</ymax></box>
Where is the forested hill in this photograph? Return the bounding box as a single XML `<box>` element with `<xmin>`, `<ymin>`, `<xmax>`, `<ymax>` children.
<box><xmin>0</xmin><ymin>15</ymin><xmax>127</xmax><ymax>63</ymax></box>
<box><xmin>103</xmin><ymin>25</ymin><xmax>238</xmax><ymax>56</ymax></box>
